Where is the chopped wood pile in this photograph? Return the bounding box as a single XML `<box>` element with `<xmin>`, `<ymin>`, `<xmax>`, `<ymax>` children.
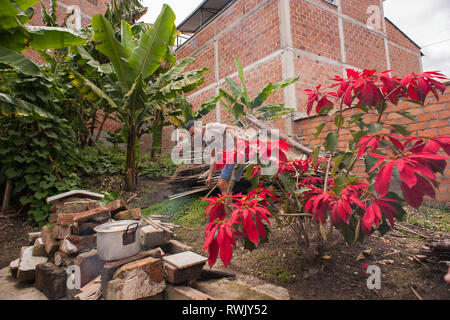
<box><xmin>7</xmin><ymin>190</ymin><xmax>233</xmax><ymax>300</ymax></box>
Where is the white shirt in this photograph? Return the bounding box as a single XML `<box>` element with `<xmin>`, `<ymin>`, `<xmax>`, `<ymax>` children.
<box><xmin>203</xmin><ymin>122</ymin><xmax>235</xmax><ymax>152</ymax></box>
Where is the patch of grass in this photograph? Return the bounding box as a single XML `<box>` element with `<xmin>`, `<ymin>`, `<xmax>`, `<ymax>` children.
<box><xmin>405</xmin><ymin>203</ymin><xmax>450</xmax><ymax>232</ymax></box>
<box><xmin>141</xmin><ymin>196</ymin><xmax>208</xmax><ymax>227</ymax></box>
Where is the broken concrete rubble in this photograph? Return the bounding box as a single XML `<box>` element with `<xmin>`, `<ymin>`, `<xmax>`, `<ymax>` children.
<box><xmin>9</xmin><ymin>258</ymin><xmax>19</xmax><ymax>278</ymax></box>
<box><xmin>27</xmin><ymin>231</ymin><xmax>41</xmax><ymax>244</ymax></box>
<box><xmin>105</xmin><ymin>257</ymin><xmax>165</xmax><ymax>300</ymax></box>
<box><xmin>42</xmin><ymin>225</ymin><xmax>59</xmax><ymax>257</ymax></box>
<box><xmin>10</xmin><ymin>190</ymin><xmax>285</xmax><ymax>301</ymax></box>
<box><xmin>32</xmin><ymin>238</ymin><xmax>46</xmax><ymax>257</ymax></box>
<box><xmin>17</xmin><ymin>246</ymin><xmax>48</xmax><ymax>282</ymax></box>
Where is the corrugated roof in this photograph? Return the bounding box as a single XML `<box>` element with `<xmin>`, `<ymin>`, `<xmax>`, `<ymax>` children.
<box><xmin>177</xmin><ymin>0</ymin><xmax>234</xmax><ymax>33</ymax></box>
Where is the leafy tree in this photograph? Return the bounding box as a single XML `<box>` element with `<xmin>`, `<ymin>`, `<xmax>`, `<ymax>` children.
<box><xmin>71</xmin><ymin>6</ymin><xmax>177</xmax><ymax>191</ymax></box>
<box><xmin>0</xmin><ymin>0</ymin><xmax>85</xmax><ymax>117</ymax></box>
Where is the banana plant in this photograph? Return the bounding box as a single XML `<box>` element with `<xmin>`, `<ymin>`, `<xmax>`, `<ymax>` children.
<box><xmin>220</xmin><ymin>56</ymin><xmax>299</xmax><ymax>127</ymax></box>
<box><xmin>0</xmin><ymin>0</ymin><xmax>86</xmax><ymax>118</ymax></box>
<box><xmin>143</xmin><ymin>56</ymin><xmax>221</xmax><ymax>157</ymax></box>
<box><xmin>71</xmin><ymin>6</ymin><xmax>178</xmax><ymax>191</ymax></box>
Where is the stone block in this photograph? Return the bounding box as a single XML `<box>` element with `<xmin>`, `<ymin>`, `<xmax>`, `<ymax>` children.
<box><xmin>35</xmin><ymin>262</ymin><xmax>67</xmax><ymax>300</ymax></box>
<box><xmin>164</xmin><ymin>285</ymin><xmax>213</xmax><ymax>300</ymax></box>
<box><xmin>166</xmin><ymin>240</ymin><xmax>193</xmax><ymax>254</ymax></box>
<box><xmin>163</xmin><ymin>263</ymin><xmax>204</xmax><ymax>284</ymax></box>
<box><xmin>140</xmin><ymin>225</ymin><xmax>170</xmax><ymax>248</ymax></box>
<box><xmin>74</xmin><ymin>250</ymin><xmax>105</xmax><ymax>287</ymax></box>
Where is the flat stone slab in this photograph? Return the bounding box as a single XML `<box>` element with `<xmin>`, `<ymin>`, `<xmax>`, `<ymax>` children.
<box><xmin>47</xmin><ymin>190</ymin><xmax>104</xmax><ymax>204</ymax></box>
<box><xmin>0</xmin><ymin>267</ymin><xmax>48</xmax><ymax>300</ymax></box>
<box><xmin>163</xmin><ymin>251</ymin><xmax>207</xmax><ymax>269</ymax></box>
<box><xmin>193</xmin><ymin>278</ymin><xmax>290</xmax><ymax>300</ymax></box>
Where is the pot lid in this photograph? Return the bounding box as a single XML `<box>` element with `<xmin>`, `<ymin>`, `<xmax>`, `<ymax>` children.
<box><xmin>94</xmin><ymin>220</ymin><xmax>139</xmax><ymax>233</ymax></box>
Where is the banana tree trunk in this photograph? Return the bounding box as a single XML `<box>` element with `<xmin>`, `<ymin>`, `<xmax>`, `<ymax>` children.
<box><xmin>125</xmin><ymin>125</ymin><xmax>137</xmax><ymax>191</ymax></box>
<box><xmin>151</xmin><ymin>111</ymin><xmax>163</xmax><ymax>159</ymax></box>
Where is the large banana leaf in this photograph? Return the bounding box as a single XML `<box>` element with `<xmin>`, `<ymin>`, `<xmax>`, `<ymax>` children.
<box><xmin>234</xmin><ymin>56</ymin><xmax>249</xmax><ymax>104</ymax></box>
<box><xmin>127</xmin><ymin>4</ymin><xmax>176</xmax><ymax>81</ymax></box>
<box><xmin>194</xmin><ymin>93</ymin><xmax>221</xmax><ymax>119</ymax></box>
<box><xmin>92</xmin><ymin>14</ymin><xmax>133</xmax><ymax>87</ymax></box>
<box><xmin>0</xmin><ymin>46</ymin><xmax>39</xmax><ymax>75</ymax></box>
<box><xmin>26</xmin><ymin>26</ymin><xmax>86</xmax><ymax>50</ymax></box>
<box><xmin>0</xmin><ymin>92</ymin><xmax>54</xmax><ymax>119</ymax></box>
<box><xmin>0</xmin><ymin>0</ymin><xmax>35</xmax><ymax>29</ymax></box>
<box><xmin>160</xmin><ymin>68</ymin><xmax>209</xmax><ymax>97</ymax></box>
<box><xmin>161</xmin><ymin>57</ymin><xmax>195</xmax><ymax>83</ymax></box>
<box><xmin>70</xmin><ymin>71</ymin><xmax>119</xmax><ymax>110</ymax></box>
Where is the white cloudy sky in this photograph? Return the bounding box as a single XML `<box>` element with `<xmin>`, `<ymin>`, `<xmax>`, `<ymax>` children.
<box><xmin>139</xmin><ymin>0</ymin><xmax>450</xmax><ymax>77</ymax></box>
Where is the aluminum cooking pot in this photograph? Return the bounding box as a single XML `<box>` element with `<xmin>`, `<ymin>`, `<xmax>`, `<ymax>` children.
<box><xmin>94</xmin><ymin>220</ymin><xmax>141</xmax><ymax>261</ymax></box>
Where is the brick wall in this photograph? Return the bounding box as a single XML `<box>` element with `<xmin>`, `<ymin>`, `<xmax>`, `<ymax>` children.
<box><xmin>23</xmin><ymin>0</ymin><xmax>110</xmax><ymax>61</ymax></box>
<box><xmin>293</xmin><ymin>82</ymin><xmax>450</xmax><ymax>202</ymax></box>
<box><xmin>176</xmin><ymin>0</ymin><xmax>423</xmax><ymax>121</ymax></box>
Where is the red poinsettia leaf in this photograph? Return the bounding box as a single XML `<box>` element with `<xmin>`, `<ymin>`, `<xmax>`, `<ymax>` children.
<box><xmin>374</xmin><ymin>161</ymin><xmax>394</xmax><ymax>195</ymax></box>
<box><xmin>219</xmin><ymin>236</ymin><xmax>233</xmax><ymax>267</ymax></box>
<box><xmin>244</xmin><ymin>213</ymin><xmax>259</xmax><ymax>245</ymax></box>
<box><xmin>398</xmin><ymin>162</ymin><xmax>417</xmax><ymax>189</ymax></box>
<box><xmin>203</xmin><ymin>224</ymin><xmax>219</xmax><ymax>251</ymax></box>
<box><xmin>361</xmin><ymin>205</ymin><xmax>375</xmax><ymax>235</ymax></box>
<box><xmin>207</xmin><ymin>239</ymin><xmax>219</xmax><ymax>267</ymax></box>
<box><xmin>400</xmin><ymin>182</ymin><xmax>423</xmax><ymax>209</ymax></box>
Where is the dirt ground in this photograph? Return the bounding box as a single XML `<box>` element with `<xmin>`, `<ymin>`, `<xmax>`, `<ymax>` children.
<box><xmin>176</xmin><ymin>213</ymin><xmax>450</xmax><ymax>300</ymax></box>
<box><xmin>1</xmin><ymin>174</ymin><xmax>449</xmax><ymax>300</ymax></box>
<box><xmin>0</xmin><ymin>212</ymin><xmax>39</xmax><ymax>269</ymax></box>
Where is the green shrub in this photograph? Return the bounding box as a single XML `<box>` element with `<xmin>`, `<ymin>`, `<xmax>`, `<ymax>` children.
<box><xmin>138</xmin><ymin>156</ymin><xmax>179</xmax><ymax>180</ymax></box>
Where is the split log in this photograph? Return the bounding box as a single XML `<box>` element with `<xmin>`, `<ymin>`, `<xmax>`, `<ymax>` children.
<box><xmin>74</xmin><ymin>276</ymin><xmax>101</xmax><ymax>300</ymax></box>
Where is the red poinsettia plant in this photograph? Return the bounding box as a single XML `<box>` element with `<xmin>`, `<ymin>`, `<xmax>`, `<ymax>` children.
<box><xmin>202</xmin><ymin>68</ymin><xmax>449</xmax><ymax>266</ymax></box>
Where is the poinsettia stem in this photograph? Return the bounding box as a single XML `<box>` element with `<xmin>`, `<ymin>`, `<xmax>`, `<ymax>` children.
<box><xmin>324</xmin><ymin>98</ymin><xmax>344</xmax><ymax>192</ymax></box>
<box><xmin>376</xmin><ymin>99</ymin><xmax>386</xmax><ymax>123</ymax></box>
